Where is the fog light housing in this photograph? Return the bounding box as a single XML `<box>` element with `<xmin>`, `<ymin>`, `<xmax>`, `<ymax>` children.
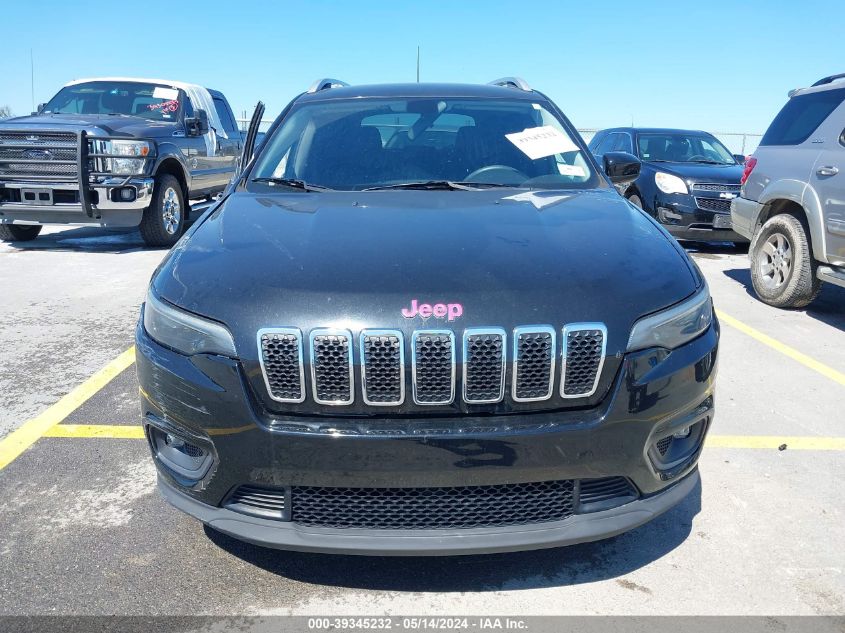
<box><xmin>147</xmin><ymin>423</ymin><xmax>214</xmax><ymax>485</ymax></box>
<box><xmin>118</xmin><ymin>187</ymin><xmax>136</xmax><ymax>202</ymax></box>
<box><xmin>649</xmin><ymin>417</ymin><xmax>709</xmax><ymax>480</ymax></box>
<box><xmin>657</xmin><ymin>206</ymin><xmax>683</xmax><ymax>224</ymax></box>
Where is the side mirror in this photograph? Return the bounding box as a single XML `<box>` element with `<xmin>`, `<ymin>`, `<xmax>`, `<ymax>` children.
<box><xmin>185</xmin><ymin>108</ymin><xmax>210</xmax><ymax>136</ymax></box>
<box><xmin>36</xmin><ymin>103</ymin><xmax>46</xmax><ymax>114</ymax></box>
<box><xmin>603</xmin><ymin>151</ymin><xmax>641</xmax><ymax>186</ymax></box>
<box><xmin>733</xmin><ymin>154</ymin><xmax>747</xmax><ymax>165</ymax></box>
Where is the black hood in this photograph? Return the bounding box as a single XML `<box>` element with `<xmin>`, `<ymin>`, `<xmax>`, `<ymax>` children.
<box><xmin>1</xmin><ymin>113</ymin><xmax>180</xmax><ymax>139</ymax></box>
<box><xmin>643</xmin><ymin>161</ymin><xmax>744</xmax><ymax>184</ymax></box>
<box><xmin>155</xmin><ymin>188</ymin><xmax>698</xmax><ymax>357</ymax></box>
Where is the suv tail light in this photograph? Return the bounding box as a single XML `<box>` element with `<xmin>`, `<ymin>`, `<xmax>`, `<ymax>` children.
<box><xmin>741</xmin><ymin>156</ymin><xmax>757</xmax><ymax>185</ymax></box>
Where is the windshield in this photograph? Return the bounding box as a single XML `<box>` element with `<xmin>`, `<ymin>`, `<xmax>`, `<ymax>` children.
<box><xmin>42</xmin><ymin>81</ymin><xmax>183</xmax><ymax>121</ymax></box>
<box><xmin>636</xmin><ymin>133</ymin><xmax>736</xmax><ymax>165</ymax></box>
<box><xmin>250</xmin><ymin>97</ymin><xmax>597</xmax><ymax>191</ymax></box>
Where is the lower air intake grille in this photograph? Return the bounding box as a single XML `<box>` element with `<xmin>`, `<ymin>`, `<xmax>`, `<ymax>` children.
<box><xmin>259</xmin><ymin>329</ymin><xmax>304</xmax><ymax>403</ymax></box>
<box><xmin>463</xmin><ymin>329</ymin><xmax>505</xmax><ymax>403</ymax></box>
<box><xmin>695</xmin><ymin>197</ymin><xmax>732</xmax><ymax>213</ymax></box>
<box><xmin>656</xmin><ymin>436</ymin><xmax>673</xmax><ymax>456</ymax></box>
<box><xmin>310</xmin><ymin>329</ymin><xmax>353</xmax><ymax>405</ymax></box>
<box><xmin>562</xmin><ymin>325</ymin><xmax>606</xmax><ymax>397</ymax></box>
<box><xmin>579</xmin><ymin>477</ymin><xmax>637</xmax><ymax>508</ymax></box>
<box><xmin>361</xmin><ymin>331</ymin><xmax>404</xmax><ymax>405</ymax></box>
<box><xmin>224</xmin><ymin>485</ymin><xmax>287</xmax><ymax>520</ymax></box>
<box><xmin>513</xmin><ymin>328</ymin><xmax>555</xmax><ymax>401</ymax></box>
<box><xmin>412</xmin><ymin>331</ymin><xmax>455</xmax><ymax>404</ymax></box>
<box><xmin>290</xmin><ymin>480</ymin><xmax>576</xmax><ymax>529</ymax></box>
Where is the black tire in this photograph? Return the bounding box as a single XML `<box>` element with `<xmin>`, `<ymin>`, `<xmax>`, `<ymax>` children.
<box><xmin>627</xmin><ymin>193</ymin><xmax>643</xmax><ymax>209</ymax></box>
<box><xmin>0</xmin><ymin>224</ymin><xmax>42</xmax><ymax>242</ymax></box>
<box><xmin>749</xmin><ymin>213</ymin><xmax>821</xmax><ymax>309</ymax></box>
<box><xmin>139</xmin><ymin>174</ymin><xmax>186</xmax><ymax>247</ymax></box>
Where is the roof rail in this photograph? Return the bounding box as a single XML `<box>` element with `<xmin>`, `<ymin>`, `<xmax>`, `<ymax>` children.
<box><xmin>487</xmin><ymin>77</ymin><xmax>532</xmax><ymax>92</ymax></box>
<box><xmin>811</xmin><ymin>73</ymin><xmax>845</xmax><ymax>87</ymax></box>
<box><xmin>307</xmin><ymin>78</ymin><xmax>350</xmax><ymax>94</ymax></box>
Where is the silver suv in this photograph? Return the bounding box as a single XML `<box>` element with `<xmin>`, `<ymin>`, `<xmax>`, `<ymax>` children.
<box><xmin>733</xmin><ymin>73</ymin><xmax>845</xmax><ymax>308</ymax></box>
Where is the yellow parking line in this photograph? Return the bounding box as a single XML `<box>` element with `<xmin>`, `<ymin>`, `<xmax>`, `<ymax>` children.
<box><xmin>0</xmin><ymin>347</ymin><xmax>136</xmax><ymax>470</ymax></box>
<box><xmin>706</xmin><ymin>435</ymin><xmax>845</xmax><ymax>450</ymax></box>
<box><xmin>716</xmin><ymin>309</ymin><xmax>845</xmax><ymax>388</ymax></box>
<box><xmin>43</xmin><ymin>424</ymin><xmax>145</xmax><ymax>439</ymax></box>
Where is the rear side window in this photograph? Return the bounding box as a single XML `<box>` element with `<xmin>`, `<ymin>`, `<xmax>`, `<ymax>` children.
<box><xmin>760</xmin><ymin>88</ymin><xmax>845</xmax><ymax>146</ymax></box>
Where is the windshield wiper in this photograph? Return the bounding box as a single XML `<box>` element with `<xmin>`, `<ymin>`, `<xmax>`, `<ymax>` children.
<box><xmin>251</xmin><ymin>177</ymin><xmax>332</xmax><ymax>192</ymax></box>
<box><xmin>687</xmin><ymin>160</ymin><xmax>728</xmax><ymax>165</ymax></box>
<box><xmin>362</xmin><ymin>180</ymin><xmax>500</xmax><ymax>191</ymax></box>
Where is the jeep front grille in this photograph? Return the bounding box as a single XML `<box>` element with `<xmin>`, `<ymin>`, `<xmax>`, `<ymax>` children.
<box><xmin>257</xmin><ymin>323</ymin><xmax>607</xmax><ymax>409</ymax></box>
<box><xmin>0</xmin><ymin>131</ymin><xmax>79</xmax><ymax>182</ymax></box>
<box><xmin>561</xmin><ymin>324</ymin><xmax>607</xmax><ymax>398</ymax></box>
<box><xmin>310</xmin><ymin>329</ymin><xmax>354</xmax><ymax>405</ymax></box>
<box><xmin>361</xmin><ymin>330</ymin><xmax>404</xmax><ymax>405</ymax></box>
<box><xmin>258</xmin><ymin>329</ymin><xmax>305</xmax><ymax>403</ymax></box>
<box><xmin>463</xmin><ymin>328</ymin><xmax>506</xmax><ymax>403</ymax></box>
<box><xmin>512</xmin><ymin>327</ymin><xmax>556</xmax><ymax>402</ymax></box>
<box><xmin>412</xmin><ymin>330</ymin><xmax>455</xmax><ymax>405</ymax></box>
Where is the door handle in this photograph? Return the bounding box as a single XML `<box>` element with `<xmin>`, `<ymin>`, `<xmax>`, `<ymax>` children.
<box><xmin>817</xmin><ymin>165</ymin><xmax>839</xmax><ymax>176</ymax></box>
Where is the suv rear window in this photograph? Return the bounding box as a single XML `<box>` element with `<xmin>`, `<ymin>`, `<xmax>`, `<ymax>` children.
<box><xmin>760</xmin><ymin>87</ymin><xmax>845</xmax><ymax>146</ymax></box>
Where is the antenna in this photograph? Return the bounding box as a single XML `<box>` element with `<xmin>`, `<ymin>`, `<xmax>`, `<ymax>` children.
<box><xmin>30</xmin><ymin>49</ymin><xmax>35</xmax><ymax>112</ymax></box>
<box><xmin>416</xmin><ymin>46</ymin><xmax>420</xmax><ymax>83</ymax></box>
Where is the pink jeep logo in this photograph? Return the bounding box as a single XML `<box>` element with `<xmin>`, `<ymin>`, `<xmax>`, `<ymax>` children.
<box><xmin>401</xmin><ymin>299</ymin><xmax>463</xmax><ymax>321</ymax></box>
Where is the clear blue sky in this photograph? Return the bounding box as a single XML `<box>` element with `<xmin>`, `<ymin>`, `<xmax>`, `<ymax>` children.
<box><xmin>1</xmin><ymin>0</ymin><xmax>842</xmax><ymax>135</ymax></box>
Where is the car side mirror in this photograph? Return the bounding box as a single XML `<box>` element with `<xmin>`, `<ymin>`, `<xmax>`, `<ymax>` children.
<box><xmin>733</xmin><ymin>154</ymin><xmax>746</xmax><ymax>165</ymax></box>
<box><xmin>186</xmin><ymin>108</ymin><xmax>210</xmax><ymax>136</ymax></box>
<box><xmin>36</xmin><ymin>103</ymin><xmax>46</xmax><ymax>115</ymax></box>
<box><xmin>603</xmin><ymin>151</ymin><xmax>641</xmax><ymax>186</ymax></box>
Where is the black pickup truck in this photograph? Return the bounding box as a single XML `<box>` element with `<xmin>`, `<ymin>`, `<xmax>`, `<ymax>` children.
<box><xmin>0</xmin><ymin>77</ymin><xmax>242</xmax><ymax>246</ymax></box>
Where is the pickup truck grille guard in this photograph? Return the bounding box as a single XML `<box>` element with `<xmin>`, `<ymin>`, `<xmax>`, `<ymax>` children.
<box><xmin>258</xmin><ymin>323</ymin><xmax>608</xmax><ymax>410</ymax></box>
<box><xmin>0</xmin><ymin>130</ymin><xmax>156</xmax><ymax>218</ymax></box>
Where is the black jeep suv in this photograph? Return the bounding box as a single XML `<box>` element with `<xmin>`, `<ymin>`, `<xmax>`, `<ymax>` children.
<box><xmin>136</xmin><ymin>78</ymin><xmax>718</xmax><ymax>555</ymax></box>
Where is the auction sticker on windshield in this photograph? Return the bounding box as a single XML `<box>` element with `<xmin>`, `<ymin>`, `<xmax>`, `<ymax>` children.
<box><xmin>505</xmin><ymin>125</ymin><xmax>578</xmax><ymax>159</ymax></box>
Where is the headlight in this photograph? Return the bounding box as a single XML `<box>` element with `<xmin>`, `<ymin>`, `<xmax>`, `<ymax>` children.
<box><xmin>103</xmin><ymin>140</ymin><xmax>153</xmax><ymax>175</ymax></box>
<box><xmin>143</xmin><ymin>288</ymin><xmax>237</xmax><ymax>357</ymax></box>
<box><xmin>627</xmin><ymin>285</ymin><xmax>713</xmax><ymax>351</ymax></box>
<box><xmin>655</xmin><ymin>172</ymin><xmax>689</xmax><ymax>195</ymax></box>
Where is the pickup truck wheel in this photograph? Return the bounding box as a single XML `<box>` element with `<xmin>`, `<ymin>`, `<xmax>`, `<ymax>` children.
<box><xmin>0</xmin><ymin>224</ymin><xmax>42</xmax><ymax>242</ymax></box>
<box><xmin>749</xmin><ymin>214</ymin><xmax>821</xmax><ymax>308</ymax></box>
<box><xmin>140</xmin><ymin>174</ymin><xmax>185</xmax><ymax>247</ymax></box>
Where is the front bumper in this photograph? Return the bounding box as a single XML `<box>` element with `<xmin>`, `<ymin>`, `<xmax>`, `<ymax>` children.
<box><xmin>650</xmin><ymin>192</ymin><xmax>748</xmax><ymax>243</ymax></box>
<box><xmin>136</xmin><ymin>319</ymin><xmax>718</xmax><ymax>555</ymax></box>
<box><xmin>730</xmin><ymin>196</ymin><xmax>763</xmax><ymax>241</ymax></box>
<box><xmin>0</xmin><ymin>177</ymin><xmax>154</xmax><ymax>226</ymax></box>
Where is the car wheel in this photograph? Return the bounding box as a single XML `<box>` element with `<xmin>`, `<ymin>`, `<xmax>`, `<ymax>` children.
<box><xmin>139</xmin><ymin>174</ymin><xmax>186</xmax><ymax>247</ymax></box>
<box><xmin>0</xmin><ymin>224</ymin><xmax>42</xmax><ymax>242</ymax></box>
<box><xmin>749</xmin><ymin>214</ymin><xmax>821</xmax><ymax>308</ymax></box>
<box><xmin>627</xmin><ymin>193</ymin><xmax>643</xmax><ymax>209</ymax></box>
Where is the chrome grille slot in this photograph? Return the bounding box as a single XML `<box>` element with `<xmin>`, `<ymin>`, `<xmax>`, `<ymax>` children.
<box><xmin>310</xmin><ymin>329</ymin><xmax>354</xmax><ymax>405</ymax></box>
<box><xmin>512</xmin><ymin>326</ymin><xmax>555</xmax><ymax>402</ymax></box>
<box><xmin>463</xmin><ymin>328</ymin><xmax>506</xmax><ymax>404</ymax></box>
<box><xmin>361</xmin><ymin>330</ymin><xmax>404</xmax><ymax>406</ymax></box>
<box><xmin>691</xmin><ymin>183</ymin><xmax>741</xmax><ymax>192</ymax></box>
<box><xmin>412</xmin><ymin>330</ymin><xmax>455</xmax><ymax>405</ymax></box>
<box><xmin>258</xmin><ymin>328</ymin><xmax>305</xmax><ymax>403</ymax></box>
<box><xmin>561</xmin><ymin>323</ymin><xmax>606</xmax><ymax>398</ymax></box>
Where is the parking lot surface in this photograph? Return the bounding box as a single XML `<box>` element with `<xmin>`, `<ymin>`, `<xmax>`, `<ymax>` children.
<box><xmin>0</xmin><ymin>228</ymin><xmax>843</xmax><ymax>616</ymax></box>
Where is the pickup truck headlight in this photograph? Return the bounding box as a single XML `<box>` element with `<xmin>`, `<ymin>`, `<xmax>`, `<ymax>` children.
<box><xmin>143</xmin><ymin>288</ymin><xmax>237</xmax><ymax>357</ymax></box>
<box><xmin>103</xmin><ymin>140</ymin><xmax>153</xmax><ymax>175</ymax></box>
<box><xmin>655</xmin><ymin>172</ymin><xmax>689</xmax><ymax>195</ymax></box>
<box><xmin>627</xmin><ymin>285</ymin><xmax>713</xmax><ymax>351</ymax></box>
